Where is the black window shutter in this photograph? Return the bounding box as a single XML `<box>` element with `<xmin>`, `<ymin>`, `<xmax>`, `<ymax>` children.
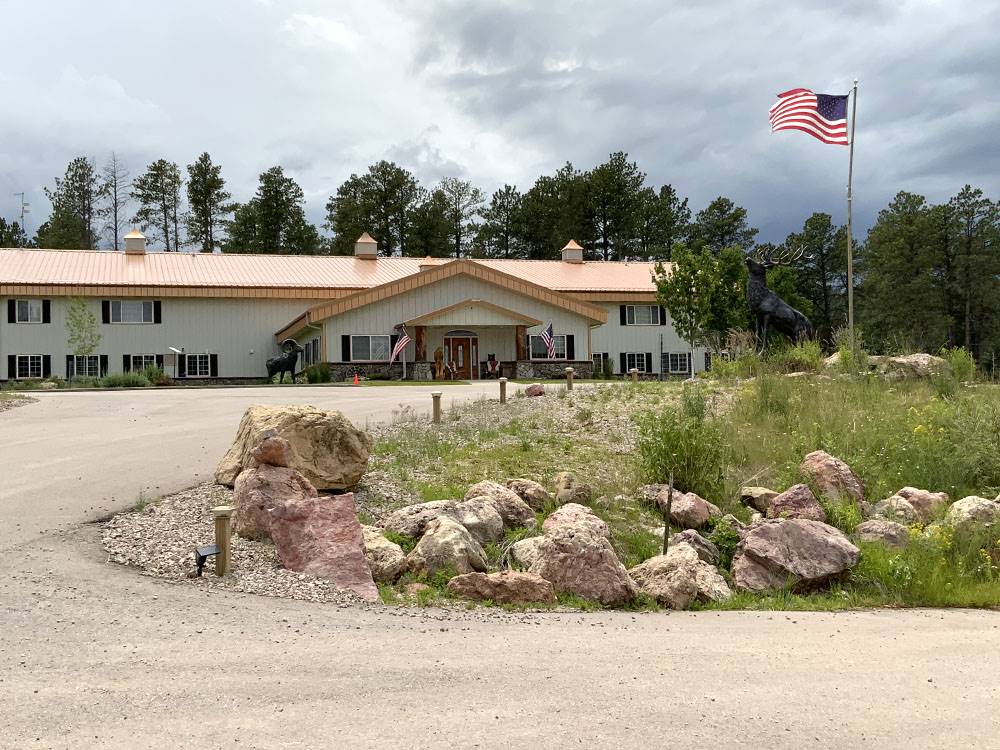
<box><xmin>66</xmin><ymin>355</ymin><xmax>74</xmax><ymax>378</ymax></box>
<box><xmin>42</xmin><ymin>355</ymin><xmax>51</xmax><ymax>378</ymax></box>
<box><xmin>102</xmin><ymin>300</ymin><xmax>110</xmax><ymax>324</ymax></box>
<box><xmin>210</xmin><ymin>354</ymin><xmax>219</xmax><ymax>377</ymax></box>
<box><xmin>8</xmin><ymin>354</ymin><xmax>16</xmax><ymax>379</ymax></box>
<box><xmin>619</xmin><ymin>305</ymin><xmax>627</xmax><ymax>325</ymax></box>
<box><xmin>99</xmin><ymin>355</ymin><xmax>108</xmax><ymax>376</ymax></box>
<box><xmin>659</xmin><ymin>305</ymin><xmax>667</xmax><ymax>325</ymax></box>
<box><xmin>155</xmin><ymin>354</ymin><xmax>164</xmax><ymax>369</ymax></box>
<box><xmin>153</xmin><ymin>300</ymin><xmax>162</xmax><ymax>324</ymax></box>
<box><xmin>123</xmin><ymin>355</ymin><xmax>131</xmax><ymax>373</ymax></box>
<box><xmin>619</xmin><ymin>353</ymin><xmax>627</xmax><ymax>374</ymax></box>
<box><xmin>7</xmin><ymin>299</ymin><xmax>15</xmax><ymax>323</ymax></box>
<box><xmin>566</xmin><ymin>335</ymin><xmax>575</xmax><ymax>360</ymax></box>
<box><xmin>177</xmin><ymin>354</ymin><xmax>186</xmax><ymax>378</ymax></box>
<box><xmin>645</xmin><ymin>352</ymin><xmax>653</xmax><ymax>373</ymax></box>
<box><xmin>341</xmin><ymin>335</ymin><xmax>351</xmax><ymax>362</ymax></box>
<box><xmin>390</xmin><ymin>334</ymin><xmax>399</xmax><ymax>359</ymax></box>
<box><xmin>42</xmin><ymin>300</ymin><xmax>51</xmax><ymax>323</ymax></box>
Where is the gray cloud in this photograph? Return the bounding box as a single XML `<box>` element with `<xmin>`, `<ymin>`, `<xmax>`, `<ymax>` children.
<box><xmin>1</xmin><ymin>0</ymin><xmax>997</xmax><ymax>245</ymax></box>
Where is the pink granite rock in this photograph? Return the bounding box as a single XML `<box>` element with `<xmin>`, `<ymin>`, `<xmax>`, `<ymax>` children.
<box><xmin>446</xmin><ymin>571</ymin><xmax>556</xmax><ymax>605</ymax></box>
<box><xmin>664</xmin><ymin>492</ymin><xmax>721</xmax><ymax>529</ymax></box>
<box><xmin>268</xmin><ymin>492</ymin><xmax>379</xmax><ymax>602</ymax></box>
<box><xmin>524</xmin><ymin>383</ymin><xmax>545</xmax><ymax>397</ymax></box>
<box><xmin>542</xmin><ymin>503</ymin><xmax>610</xmax><ymax>539</ymax></box>
<box><xmin>250</xmin><ymin>433</ymin><xmax>294</xmax><ymax>467</ymax></box>
<box><xmin>529</xmin><ymin>526</ymin><xmax>637</xmax><ymax>606</ymax></box>
<box><xmin>768</xmin><ymin>484</ymin><xmax>827</xmax><ymax>523</ymax></box>
<box><xmin>233</xmin><ymin>462</ymin><xmax>317</xmax><ymax>541</ymax></box>
<box><xmin>894</xmin><ymin>487</ymin><xmax>950</xmax><ymax>522</ymax></box>
<box><xmin>800</xmin><ymin>450</ymin><xmax>865</xmax><ymax>504</ymax></box>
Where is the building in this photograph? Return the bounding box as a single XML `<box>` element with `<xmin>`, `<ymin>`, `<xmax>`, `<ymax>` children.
<box><xmin>0</xmin><ymin>232</ymin><xmax>707</xmax><ymax>382</ymax></box>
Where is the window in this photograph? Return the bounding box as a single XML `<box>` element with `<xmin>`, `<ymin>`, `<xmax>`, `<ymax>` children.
<box><xmin>665</xmin><ymin>352</ymin><xmax>692</xmax><ymax>374</ymax></box>
<box><xmin>529</xmin><ymin>334</ymin><xmax>566</xmax><ymax>360</ymax></box>
<box><xmin>186</xmin><ymin>354</ymin><xmax>211</xmax><ymax>377</ymax></box>
<box><xmin>130</xmin><ymin>354</ymin><xmax>157</xmax><ymax>371</ymax></box>
<box><xmin>16</xmin><ymin>355</ymin><xmax>43</xmax><ymax>379</ymax></box>
<box><xmin>592</xmin><ymin>352</ymin><xmax>609</xmax><ymax>372</ymax></box>
<box><xmin>112</xmin><ymin>300</ymin><xmax>154</xmax><ymax>324</ymax></box>
<box><xmin>310</xmin><ymin>338</ymin><xmax>320</xmax><ymax>365</ymax></box>
<box><xmin>16</xmin><ymin>300</ymin><xmax>43</xmax><ymax>323</ymax></box>
<box><xmin>625</xmin><ymin>353</ymin><xmax>648</xmax><ymax>373</ymax></box>
<box><xmin>625</xmin><ymin>305</ymin><xmax>660</xmax><ymax>326</ymax></box>
<box><xmin>73</xmin><ymin>355</ymin><xmax>100</xmax><ymax>378</ymax></box>
<box><xmin>351</xmin><ymin>335</ymin><xmax>391</xmax><ymax>362</ymax></box>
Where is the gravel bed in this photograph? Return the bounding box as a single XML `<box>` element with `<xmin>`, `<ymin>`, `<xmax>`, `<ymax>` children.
<box><xmin>0</xmin><ymin>393</ymin><xmax>35</xmax><ymax>413</ymax></box>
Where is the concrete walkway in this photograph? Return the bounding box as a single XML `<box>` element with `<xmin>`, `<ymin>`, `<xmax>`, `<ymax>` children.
<box><xmin>2</xmin><ymin>387</ymin><xmax>999</xmax><ymax>748</ymax></box>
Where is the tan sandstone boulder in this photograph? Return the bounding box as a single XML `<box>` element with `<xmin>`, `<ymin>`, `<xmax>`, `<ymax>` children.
<box><xmin>216</xmin><ymin>405</ymin><xmax>371</xmax><ymax>490</ymax></box>
<box><xmin>629</xmin><ymin>543</ymin><xmax>732</xmax><ymax>609</ymax></box>
<box><xmin>446</xmin><ymin>571</ymin><xmax>556</xmax><ymax>605</ymax></box>
<box><xmin>464</xmin><ymin>481</ymin><xmax>535</xmax><ymax>529</ymax></box>
<box><xmin>511</xmin><ymin>536</ymin><xmax>545</xmax><ymax>569</ymax></box>
<box><xmin>873</xmin><ymin>495</ymin><xmax>919</xmax><ymax>524</ymax></box>
<box><xmin>382</xmin><ymin>500</ymin><xmax>459</xmax><ymax>538</ymax></box>
<box><xmin>879</xmin><ymin>353</ymin><xmax>948</xmax><ymax>379</ymax></box>
<box><xmin>507</xmin><ymin>479</ymin><xmax>552</xmax><ymax>511</ymax></box>
<box><xmin>740</xmin><ymin>486</ymin><xmax>779</xmax><ymax>515</ymax></box>
<box><xmin>768</xmin><ymin>484</ymin><xmax>827</xmax><ymax>523</ymax></box>
<box><xmin>553</xmin><ymin>471</ymin><xmax>592</xmax><ymax>506</ymax></box>
<box><xmin>454</xmin><ymin>496</ymin><xmax>506</xmax><ymax>545</ymax></box>
<box><xmin>542</xmin><ymin>503</ymin><xmax>610</xmax><ymax>539</ymax></box>
<box><xmin>732</xmin><ymin>518</ymin><xmax>860</xmax><ymax>593</ymax></box>
<box><xmin>406</xmin><ymin>517</ymin><xmax>488</xmax><ymax>577</ymax></box>
<box><xmin>268</xmin><ymin>492</ymin><xmax>379</xmax><ymax>602</ymax></box>
<box><xmin>855</xmin><ymin>519</ymin><xmax>910</xmax><ymax>549</ymax></box>
<box><xmin>945</xmin><ymin>496</ymin><xmax>1000</xmax><ymax>531</ymax></box>
<box><xmin>361</xmin><ymin>525</ymin><xmax>408</xmax><ymax>583</ymax></box>
<box><xmin>799</xmin><ymin>450</ymin><xmax>865</xmax><ymax>505</ymax></box>
<box><xmin>667</xmin><ymin>529</ymin><xmax>720</xmax><ymax>565</ymax></box>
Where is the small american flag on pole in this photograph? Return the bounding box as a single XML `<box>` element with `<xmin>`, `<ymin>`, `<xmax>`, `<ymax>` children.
<box><xmin>539</xmin><ymin>322</ymin><xmax>556</xmax><ymax>359</ymax></box>
<box><xmin>390</xmin><ymin>325</ymin><xmax>411</xmax><ymax>362</ymax></box>
<box><xmin>769</xmin><ymin>88</ymin><xmax>849</xmax><ymax>146</ymax></box>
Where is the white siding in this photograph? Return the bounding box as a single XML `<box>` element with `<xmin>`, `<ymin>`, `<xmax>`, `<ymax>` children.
<box><xmin>589</xmin><ymin>302</ymin><xmax>708</xmax><ymax>375</ymax></box>
<box><xmin>1</xmin><ymin>296</ymin><xmax>316</xmax><ymax>379</ymax></box>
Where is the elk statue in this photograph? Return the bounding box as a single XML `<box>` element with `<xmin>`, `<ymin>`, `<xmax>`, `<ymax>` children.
<box><xmin>745</xmin><ymin>245</ymin><xmax>814</xmax><ymax>348</ymax></box>
<box><xmin>267</xmin><ymin>338</ymin><xmax>305</xmax><ymax>383</ymax></box>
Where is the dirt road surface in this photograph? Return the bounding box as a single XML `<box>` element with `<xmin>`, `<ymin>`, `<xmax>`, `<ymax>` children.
<box><xmin>2</xmin><ymin>387</ymin><xmax>999</xmax><ymax>748</ymax></box>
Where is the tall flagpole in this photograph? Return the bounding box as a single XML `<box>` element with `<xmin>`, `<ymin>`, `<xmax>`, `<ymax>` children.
<box><xmin>846</xmin><ymin>79</ymin><xmax>858</xmax><ymax>351</ymax></box>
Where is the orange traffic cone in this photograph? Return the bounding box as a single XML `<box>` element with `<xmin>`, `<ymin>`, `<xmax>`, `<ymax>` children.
<box><xmin>353</xmin><ymin>373</ymin><xmax>359</xmax><ymax>385</ymax></box>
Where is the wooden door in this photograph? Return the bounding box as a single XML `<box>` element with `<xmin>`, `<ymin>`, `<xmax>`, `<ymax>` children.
<box><xmin>444</xmin><ymin>336</ymin><xmax>476</xmax><ymax>379</ymax></box>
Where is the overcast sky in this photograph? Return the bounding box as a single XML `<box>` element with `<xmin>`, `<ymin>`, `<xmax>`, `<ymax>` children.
<box><xmin>1</xmin><ymin>0</ymin><xmax>997</xmax><ymax>246</ymax></box>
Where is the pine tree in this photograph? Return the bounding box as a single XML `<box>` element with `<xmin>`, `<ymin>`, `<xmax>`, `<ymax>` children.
<box><xmin>38</xmin><ymin>157</ymin><xmax>106</xmax><ymax>249</ymax></box>
<box><xmin>102</xmin><ymin>153</ymin><xmax>130</xmax><ymax>250</ymax></box>
<box><xmin>689</xmin><ymin>197</ymin><xmax>758</xmax><ymax>254</ymax></box>
<box><xmin>185</xmin><ymin>152</ymin><xmax>233</xmax><ymax>253</ymax></box>
<box><xmin>438</xmin><ymin>177</ymin><xmax>484</xmax><ymax>258</ymax></box>
<box><xmin>782</xmin><ymin>213</ymin><xmax>848</xmax><ymax>344</ymax></box>
<box><xmin>131</xmin><ymin>159</ymin><xmax>184</xmax><ymax>251</ymax></box>
<box><xmin>225</xmin><ymin>166</ymin><xmax>320</xmax><ymax>254</ymax></box>
<box><xmin>0</xmin><ymin>218</ymin><xmax>30</xmax><ymax>247</ymax></box>
<box><xmin>587</xmin><ymin>151</ymin><xmax>645</xmax><ymax>260</ymax></box>
<box><xmin>475</xmin><ymin>185</ymin><xmax>524</xmax><ymax>258</ymax></box>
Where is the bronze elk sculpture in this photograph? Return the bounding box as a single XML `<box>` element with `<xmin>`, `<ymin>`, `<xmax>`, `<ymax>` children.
<box><xmin>745</xmin><ymin>245</ymin><xmax>814</xmax><ymax>349</ymax></box>
<box><xmin>267</xmin><ymin>338</ymin><xmax>304</xmax><ymax>383</ymax></box>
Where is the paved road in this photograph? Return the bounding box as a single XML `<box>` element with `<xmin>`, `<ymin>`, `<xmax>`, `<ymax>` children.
<box><xmin>2</xmin><ymin>388</ymin><xmax>1000</xmax><ymax>748</ymax></box>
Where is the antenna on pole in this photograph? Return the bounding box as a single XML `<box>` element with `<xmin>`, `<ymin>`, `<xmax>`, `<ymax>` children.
<box><xmin>13</xmin><ymin>192</ymin><xmax>30</xmax><ymax>242</ymax></box>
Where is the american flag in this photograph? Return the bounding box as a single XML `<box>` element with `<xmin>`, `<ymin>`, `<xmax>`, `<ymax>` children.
<box><xmin>539</xmin><ymin>322</ymin><xmax>556</xmax><ymax>358</ymax></box>
<box><xmin>769</xmin><ymin>88</ymin><xmax>849</xmax><ymax>146</ymax></box>
<box><xmin>390</xmin><ymin>325</ymin><xmax>411</xmax><ymax>362</ymax></box>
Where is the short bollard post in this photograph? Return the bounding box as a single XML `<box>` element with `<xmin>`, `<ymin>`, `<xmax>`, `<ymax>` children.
<box><xmin>211</xmin><ymin>505</ymin><xmax>234</xmax><ymax>577</ymax></box>
<box><xmin>499</xmin><ymin>377</ymin><xmax>507</xmax><ymax>404</ymax></box>
<box><xmin>431</xmin><ymin>391</ymin><xmax>443</xmax><ymax>424</ymax></box>
<box><xmin>565</xmin><ymin>367</ymin><xmax>574</xmax><ymax>391</ymax></box>
<box><xmin>629</xmin><ymin>367</ymin><xmax>639</xmax><ymax>384</ymax></box>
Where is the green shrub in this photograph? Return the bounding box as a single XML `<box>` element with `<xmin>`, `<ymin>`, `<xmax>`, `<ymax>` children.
<box><xmin>710</xmin><ymin>354</ymin><xmax>760</xmax><ymax>379</ymax></box>
<box><xmin>304</xmin><ymin>363</ymin><xmax>332</xmax><ymax>383</ymax></box>
<box><xmin>707</xmin><ymin>516</ymin><xmax>742</xmax><ymax>569</ymax></box>
<box><xmin>940</xmin><ymin>347</ymin><xmax>976</xmax><ymax>383</ymax></box>
<box><xmin>100</xmin><ymin>372</ymin><xmax>151</xmax><ymax>388</ymax></box>
<box><xmin>382</xmin><ymin>530</ymin><xmax>418</xmax><ymax>554</ymax></box>
<box><xmin>635</xmin><ymin>384</ymin><xmax>724</xmax><ymax>499</ymax></box>
<box><xmin>141</xmin><ymin>365</ymin><xmax>171</xmax><ymax>386</ymax></box>
<box><xmin>765</xmin><ymin>339</ymin><xmax>823</xmax><ymax>374</ymax></box>
<box><xmin>834</xmin><ymin>326</ymin><xmax>870</xmax><ymax>375</ymax></box>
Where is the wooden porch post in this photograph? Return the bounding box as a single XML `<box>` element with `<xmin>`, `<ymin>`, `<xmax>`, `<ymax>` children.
<box><xmin>414</xmin><ymin>325</ymin><xmax>426</xmax><ymax>361</ymax></box>
<box><xmin>515</xmin><ymin>325</ymin><xmax>527</xmax><ymax>361</ymax></box>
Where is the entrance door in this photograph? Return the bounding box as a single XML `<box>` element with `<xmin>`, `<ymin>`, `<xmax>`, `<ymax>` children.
<box><xmin>444</xmin><ymin>334</ymin><xmax>478</xmax><ymax>379</ymax></box>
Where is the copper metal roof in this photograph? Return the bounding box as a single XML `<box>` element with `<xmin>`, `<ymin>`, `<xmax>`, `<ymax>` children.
<box><xmin>0</xmin><ymin>247</ymin><xmax>664</xmax><ymax>293</ymax></box>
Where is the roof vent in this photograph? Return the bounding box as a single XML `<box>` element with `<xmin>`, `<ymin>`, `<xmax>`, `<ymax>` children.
<box><xmin>354</xmin><ymin>232</ymin><xmax>378</xmax><ymax>259</ymax></box>
<box><xmin>124</xmin><ymin>229</ymin><xmax>146</xmax><ymax>255</ymax></box>
<box><xmin>561</xmin><ymin>239</ymin><xmax>583</xmax><ymax>263</ymax></box>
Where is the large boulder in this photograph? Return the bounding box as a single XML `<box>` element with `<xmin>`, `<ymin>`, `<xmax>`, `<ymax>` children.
<box><xmin>945</xmin><ymin>496</ymin><xmax>1000</xmax><ymax>531</ymax></box>
<box><xmin>665</xmin><ymin>492</ymin><xmax>721</xmax><ymax>529</ymax></box>
<box><xmin>507</xmin><ymin>479</ymin><xmax>552</xmax><ymax>511</ymax></box>
<box><xmin>799</xmin><ymin>451</ymin><xmax>865</xmax><ymax>505</ymax></box>
<box><xmin>879</xmin><ymin>353</ymin><xmax>948</xmax><ymax>380</ymax></box>
<box><xmin>453</xmin><ymin>496</ymin><xmax>506</xmax><ymax>545</ymax></box>
<box><xmin>894</xmin><ymin>487</ymin><xmax>950</xmax><ymax>522</ymax></box>
<box><xmin>731</xmin><ymin>518</ymin><xmax>860</xmax><ymax>593</ymax></box>
<box><xmin>667</xmin><ymin>529</ymin><xmax>720</xmax><ymax>565</ymax></box>
<box><xmin>382</xmin><ymin>500</ymin><xmax>459</xmax><ymax>538</ymax></box>
<box><xmin>446</xmin><ymin>571</ymin><xmax>556</xmax><ymax>605</ymax></box>
<box><xmin>629</xmin><ymin>543</ymin><xmax>731</xmax><ymax>609</ymax></box>
<box><xmin>553</xmin><ymin>471</ymin><xmax>592</xmax><ymax>506</ymax></box>
<box><xmin>542</xmin><ymin>503</ymin><xmax>610</xmax><ymax>539</ymax></box>
<box><xmin>464</xmin><ymin>481</ymin><xmax>535</xmax><ymax>529</ymax></box>
<box><xmin>855</xmin><ymin>519</ymin><xmax>910</xmax><ymax>549</ymax></box>
<box><xmin>216</xmin><ymin>405</ymin><xmax>371</xmax><ymax>490</ymax></box>
<box><xmin>267</xmin><ymin>492</ymin><xmax>379</xmax><ymax>602</ymax></box>
<box><xmin>406</xmin><ymin>517</ymin><xmax>488</xmax><ymax>577</ymax></box>
<box><xmin>872</xmin><ymin>495</ymin><xmax>919</xmax><ymax>524</ymax></box>
<box><xmin>768</xmin><ymin>484</ymin><xmax>827</xmax><ymax>523</ymax></box>
<box><xmin>740</xmin><ymin>486</ymin><xmax>779</xmax><ymax>515</ymax></box>
<box><xmin>233</xmin><ymin>461</ymin><xmax>317</xmax><ymax>541</ymax></box>
<box><xmin>361</xmin><ymin>526</ymin><xmax>407</xmax><ymax>583</ymax></box>
<box><xmin>529</xmin><ymin>527</ymin><xmax>637</xmax><ymax>606</ymax></box>
<box><xmin>511</xmin><ymin>536</ymin><xmax>545</xmax><ymax>569</ymax></box>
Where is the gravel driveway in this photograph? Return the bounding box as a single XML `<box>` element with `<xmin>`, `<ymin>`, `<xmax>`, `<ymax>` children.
<box><xmin>2</xmin><ymin>386</ymin><xmax>999</xmax><ymax>748</ymax></box>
